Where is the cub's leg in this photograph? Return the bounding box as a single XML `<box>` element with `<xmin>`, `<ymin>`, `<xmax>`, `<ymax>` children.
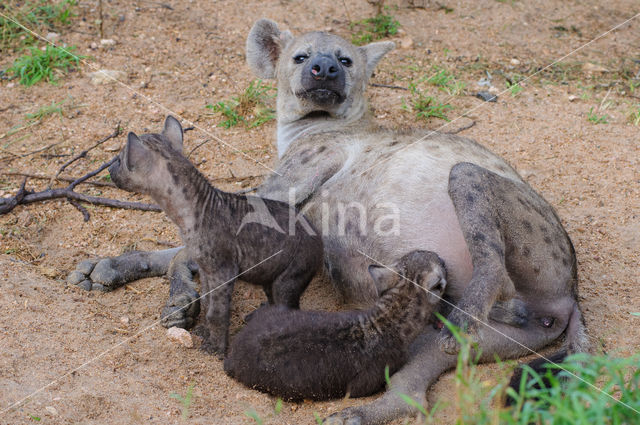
<box><xmin>440</xmin><ymin>162</ymin><xmax>580</xmax><ymax>354</ymax></box>
<box><xmin>198</xmin><ymin>262</ymin><xmax>239</xmax><ymax>358</ymax></box>
<box><xmin>67</xmin><ymin>247</ymin><xmax>182</xmax><ymax>291</ymax></box>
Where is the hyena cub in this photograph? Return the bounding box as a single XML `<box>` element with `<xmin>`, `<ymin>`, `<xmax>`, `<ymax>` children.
<box><xmin>224</xmin><ymin>250</ymin><xmax>447</xmax><ymax>401</ymax></box>
<box><xmin>108</xmin><ymin>116</ymin><xmax>323</xmax><ymax>356</ymax></box>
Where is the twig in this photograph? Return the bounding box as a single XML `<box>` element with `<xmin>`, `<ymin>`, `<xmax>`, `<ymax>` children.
<box><xmin>444</xmin><ymin>120</ymin><xmax>476</xmax><ymax>134</ymax></box>
<box><xmin>0</xmin><ymin>183</ymin><xmax>161</xmax><ymax>216</ymax></box>
<box><xmin>187</xmin><ymin>139</ymin><xmax>210</xmax><ymax>159</ymax></box>
<box><xmin>183</xmin><ymin>126</ymin><xmax>195</xmax><ymax>133</ymax></box>
<box><xmin>5</xmin><ymin>172</ymin><xmax>116</xmax><ymax>188</ymax></box>
<box><xmin>370</xmin><ymin>83</ymin><xmax>408</xmax><ymax>90</ymax></box>
<box><xmin>68</xmin><ymin>198</ymin><xmax>90</xmax><ymax>221</ymax></box>
<box><xmin>98</xmin><ymin>0</ymin><xmax>104</xmax><ymax>39</ymax></box>
<box><xmin>54</xmin><ymin>124</ymin><xmax>120</xmax><ymax>180</ymax></box>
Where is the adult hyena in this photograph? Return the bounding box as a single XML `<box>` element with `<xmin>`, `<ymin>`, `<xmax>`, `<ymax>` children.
<box><xmin>68</xmin><ymin>19</ymin><xmax>589</xmax><ymax>425</ymax></box>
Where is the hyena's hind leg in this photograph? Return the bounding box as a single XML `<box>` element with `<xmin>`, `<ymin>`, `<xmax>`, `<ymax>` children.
<box><xmin>440</xmin><ymin>162</ymin><xmax>585</xmax><ymax>354</ymax></box>
<box><xmin>66</xmin><ymin>247</ymin><xmax>182</xmax><ymax>291</ymax></box>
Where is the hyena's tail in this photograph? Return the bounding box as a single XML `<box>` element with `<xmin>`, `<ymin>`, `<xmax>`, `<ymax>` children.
<box><xmin>505</xmin><ymin>302</ymin><xmax>590</xmax><ymax>406</ymax></box>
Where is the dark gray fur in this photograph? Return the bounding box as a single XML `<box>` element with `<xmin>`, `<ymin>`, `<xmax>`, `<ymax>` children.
<box><xmin>108</xmin><ymin>116</ymin><xmax>323</xmax><ymax>356</ymax></box>
<box><xmin>224</xmin><ymin>250</ymin><xmax>447</xmax><ymax>401</ymax></box>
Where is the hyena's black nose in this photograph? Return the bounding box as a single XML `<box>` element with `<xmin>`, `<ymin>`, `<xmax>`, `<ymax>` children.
<box><xmin>310</xmin><ymin>55</ymin><xmax>339</xmax><ymax>80</ymax></box>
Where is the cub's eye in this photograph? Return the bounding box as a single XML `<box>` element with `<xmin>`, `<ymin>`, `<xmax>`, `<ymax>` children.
<box><xmin>293</xmin><ymin>54</ymin><xmax>309</xmax><ymax>64</ymax></box>
<box><xmin>339</xmin><ymin>57</ymin><xmax>352</xmax><ymax>67</ymax></box>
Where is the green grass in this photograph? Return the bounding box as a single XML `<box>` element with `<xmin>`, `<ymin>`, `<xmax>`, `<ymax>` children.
<box><xmin>587</xmin><ymin>106</ymin><xmax>609</xmax><ymax>124</ymax></box>
<box><xmin>7</xmin><ymin>44</ymin><xmax>83</xmax><ymax>86</ymax></box>
<box><xmin>169</xmin><ymin>382</ymin><xmax>195</xmax><ymax>420</ymax></box>
<box><xmin>505</xmin><ymin>73</ymin><xmax>524</xmax><ymax>96</ymax></box>
<box><xmin>404</xmin><ymin>71</ymin><xmax>457</xmax><ymax>121</ymax></box>
<box><xmin>629</xmin><ymin>104</ymin><xmax>640</xmax><ymax>126</ymax></box>
<box><xmin>411</xmin><ymin>94</ymin><xmax>452</xmax><ymax>121</ymax></box>
<box><xmin>0</xmin><ymin>0</ymin><xmax>77</xmax><ymax>50</ymax></box>
<box><xmin>205</xmin><ymin>80</ymin><xmax>275</xmax><ymax>128</ymax></box>
<box><xmin>422</xmin><ymin>66</ymin><xmax>466</xmax><ymax>96</ymax></box>
<box><xmin>25</xmin><ymin>99</ymin><xmax>65</xmax><ymax>121</ymax></box>
<box><xmin>350</xmin><ymin>13</ymin><xmax>400</xmax><ymax>45</ymax></box>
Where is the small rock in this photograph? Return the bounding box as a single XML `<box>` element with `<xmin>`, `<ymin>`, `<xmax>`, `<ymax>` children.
<box><xmin>120</xmin><ymin>316</ymin><xmax>130</xmax><ymax>325</ymax></box>
<box><xmin>167</xmin><ymin>327</ymin><xmax>194</xmax><ymax>348</ymax></box>
<box><xmin>510</xmin><ymin>58</ymin><xmax>520</xmax><ymax>66</ymax></box>
<box><xmin>568</xmin><ymin>94</ymin><xmax>578</xmax><ymax>102</ymax></box>
<box><xmin>90</xmin><ymin>42</ymin><xmax>98</xmax><ymax>50</ymax></box>
<box><xmin>88</xmin><ymin>70</ymin><xmax>127</xmax><ymax>85</ymax></box>
<box><xmin>40</xmin><ymin>267</ymin><xmax>58</xmax><ymax>279</ymax></box>
<box><xmin>45</xmin><ymin>406</ymin><xmax>58</xmax><ymax>416</ymax></box>
<box><xmin>400</xmin><ymin>36</ymin><xmax>414</xmax><ymax>49</ymax></box>
<box><xmin>476</xmin><ymin>91</ymin><xmax>497</xmax><ymax>102</ymax></box>
<box><xmin>7</xmin><ymin>82</ymin><xmax>15</xmax><ymax>88</ymax></box>
<box><xmin>46</xmin><ymin>32</ymin><xmax>59</xmax><ymax>42</ymax></box>
<box><xmin>582</xmin><ymin>62</ymin><xmax>608</xmax><ymax>73</ymax></box>
<box><xmin>100</xmin><ymin>38</ymin><xmax>116</xmax><ymax>46</ymax></box>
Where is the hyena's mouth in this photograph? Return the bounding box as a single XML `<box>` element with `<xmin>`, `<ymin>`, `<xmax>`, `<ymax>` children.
<box><xmin>297</xmin><ymin>88</ymin><xmax>345</xmax><ymax>105</ymax></box>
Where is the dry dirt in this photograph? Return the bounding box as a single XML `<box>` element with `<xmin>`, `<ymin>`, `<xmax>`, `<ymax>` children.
<box><xmin>1</xmin><ymin>0</ymin><xmax>639</xmax><ymax>424</ymax></box>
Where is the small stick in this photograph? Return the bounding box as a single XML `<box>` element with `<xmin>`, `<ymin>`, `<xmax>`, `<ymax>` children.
<box><xmin>444</xmin><ymin>120</ymin><xmax>476</xmax><ymax>134</ymax></box>
<box><xmin>370</xmin><ymin>83</ymin><xmax>409</xmax><ymax>90</ymax></box>
<box><xmin>68</xmin><ymin>198</ymin><xmax>90</xmax><ymax>221</ymax></box>
<box><xmin>5</xmin><ymin>172</ymin><xmax>116</xmax><ymax>188</ymax></box>
<box><xmin>54</xmin><ymin>124</ymin><xmax>120</xmax><ymax>180</ymax></box>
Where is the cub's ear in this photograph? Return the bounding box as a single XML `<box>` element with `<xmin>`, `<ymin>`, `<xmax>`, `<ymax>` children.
<box><xmin>368</xmin><ymin>264</ymin><xmax>397</xmax><ymax>296</ymax></box>
<box><xmin>162</xmin><ymin>115</ymin><xmax>183</xmax><ymax>153</ymax></box>
<box><xmin>358</xmin><ymin>41</ymin><xmax>395</xmax><ymax>79</ymax></box>
<box><xmin>246</xmin><ymin>19</ymin><xmax>293</xmax><ymax>79</ymax></box>
<box><xmin>124</xmin><ymin>132</ymin><xmax>147</xmax><ymax>171</ymax></box>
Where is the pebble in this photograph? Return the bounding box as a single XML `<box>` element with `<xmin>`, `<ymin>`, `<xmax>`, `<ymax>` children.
<box><xmin>46</xmin><ymin>32</ymin><xmax>59</xmax><ymax>42</ymax></box>
<box><xmin>510</xmin><ymin>58</ymin><xmax>520</xmax><ymax>66</ymax></box>
<box><xmin>120</xmin><ymin>316</ymin><xmax>130</xmax><ymax>325</ymax></box>
<box><xmin>167</xmin><ymin>327</ymin><xmax>194</xmax><ymax>348</ymax></box>
<box><xmin>568</xmin><ymin>95</ymin><xmax>578</xmax><ymax>102</ymax></box>
<box><xmin>400</xmin><ymin>36</ymin><xmax>414</xmax><ymax>49</ymax></box>
<box><xmin>582</xmin><ymin>62</ymin><xmax>608</xmax><ymax>73</ymax></box>
<box><xmin>475</xmin><ymin>91</ymin><xmax>497</xmax><ymax>102</ymax></box>
<box><xmin>90</xmin><ymin>42</ymin><xmax>98</xmax><ymax>50</ymax></box>
<box><xmin>100</xmin><ymin>38</ymin><xmax>116</xmax><ymax>46</ymax></box>
<box><xmin>88</xmin><ymin>70</ymin><xmax>127</xmax><ymax>85</ymax></box>
<box><xmin>45</xmin><ymin>406</ymin><xmax>58</xmax><ymax>416</ymax></box>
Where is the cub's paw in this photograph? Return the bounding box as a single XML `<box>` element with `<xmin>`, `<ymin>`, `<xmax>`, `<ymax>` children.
<box><xmin>438</xmin><ymin>312</ymin><xmax>479</xmax><ymax>355</ymax></box>
<box><xmin>161</xmin><ymin>288</ymin><xmax>201</xmax><ymax>329</ymax></box>
<box><xmin>195</xmin><ymin>326</ymin><xmax>226</xmax><ymax>359</ymax></box>
<box><xmin>324</xmin><ymin>408</ymin><xmax>363</xmax><ymax>425</ymax></box>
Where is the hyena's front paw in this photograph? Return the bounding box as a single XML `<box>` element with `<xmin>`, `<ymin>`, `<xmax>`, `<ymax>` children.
<box><xmin>161</xmin><ymin>288</ymin><xmax>201</xmax><ymax>329</ymax></box>
<box><xmin>66</xmin><ymin>258</ymin><xmax>122</xmax><ymax>292</ymax></box>
<box><xmin>438</xmin><ymin>311</ymin><xmax>480</xmax><ymax>355</ymax></box>
<box><xmin>323</xmin><ymin>407</ymin><xmax>363</xmax><ymax>425</ymax></box>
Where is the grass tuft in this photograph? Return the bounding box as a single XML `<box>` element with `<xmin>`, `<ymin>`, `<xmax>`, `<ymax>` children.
<box><xmin>0</xmin><ymin>0</ymin><xmax>77</xmax><ymax>50</ymax></box>
<box><xmin>8</xmin><ymin>44</ymin><xmax>83</xmax><ymax>86</ymax></box>
<box><xmin>587</xmin><ymin>106</ymin><xmax>609</xmax><ymax>124</ymax></box>
<box><xmin>350</xmin><ymin>13</ymin><xmax>400</xmax><ymax>45</ymax></box>
<box><xmin>205</xmin><ymin>80</ymin><xmax>276</xmax><ymax>129</ymax></box>
<box><xmin>169</xmin><ymin>382</ymin><xmax>195</xmax><ymax>420</ymax></box>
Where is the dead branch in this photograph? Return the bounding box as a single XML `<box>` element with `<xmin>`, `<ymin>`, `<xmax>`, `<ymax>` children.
<box><xmin>68</xmin><ymin>198</ymin><xmax>90</xmax><ymax>221</ymax></box>
<box><xmin>54</xmin><ymin>124</ymin><xmax>120</xmax><ymax>180</ymax></box>
<box><xmin>370</xmin><ymin>83</ymin><xmax>408</xmax><ymax>90</ymax></box>
<box><xmin>444</xmin><ymin>120</ymin><xmax>476</xmax><ymax>134</ymax></box>
<box><xmin>5</xmin><ymin>172</ymin><xmax>116</xmax><ymax>188</ymax></box>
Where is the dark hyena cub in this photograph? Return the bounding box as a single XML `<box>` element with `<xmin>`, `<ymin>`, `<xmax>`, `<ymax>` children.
<box><xmin>224</xmin><ymin>250</ymin><xmax>447</xmax><ymax>401</ymax></box>
<box><xmin>108</xmin><ymin>116</ymin><xmax>323</xmax><ymax>356</ymax></box>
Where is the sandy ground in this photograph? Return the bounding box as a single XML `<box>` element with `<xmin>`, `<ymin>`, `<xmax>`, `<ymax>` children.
<box><xmin>1</xmin><ymin>0</ymin><xmax>639</xmax><ymax>424</ymax></box>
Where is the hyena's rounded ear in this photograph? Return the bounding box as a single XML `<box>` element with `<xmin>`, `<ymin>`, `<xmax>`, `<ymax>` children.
<box><xmin>124</xmin><ymin>132</ymin><xmax>146</xmax><ymax>171</ymax></box>
<box><xmin>368</xmin><ymin>264</ymin><xmax>397</xmax><ymax>296</ymax></box>
<box><xmin>358</xmin><ymin>41</ymin><xmax>395</xmax><ymax>79</ymax></box>
<box><xmin>246</xmin><ymin>19</ymin><xmax>293</xmax><ymax>79</ymax></box>
<box><xmin>162</xmin><ymin>115</ymin><xmax>183</xmax><ymax>153</ymax></box>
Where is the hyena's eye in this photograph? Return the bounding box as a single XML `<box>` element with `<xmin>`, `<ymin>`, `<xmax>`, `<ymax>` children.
<box><xmin>339</xmin><ymin>57</ymin><xmax>352</xmax><ymax>67</ymax></box>
<box><xmin>293</xmin><ymin>54</ymin><xmax>309</xmax><ymax>64</ymax></box>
